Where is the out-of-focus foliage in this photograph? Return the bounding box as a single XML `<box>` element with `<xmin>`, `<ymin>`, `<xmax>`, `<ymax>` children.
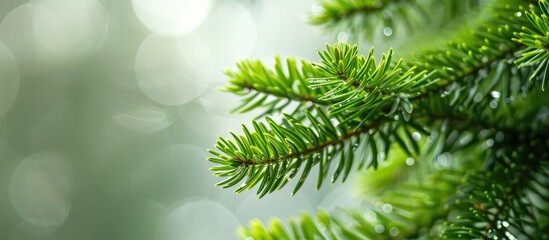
<box><xmin>308</xmin><ymin>0</ymin><xmax>488</xmax><ymax>40</ymax></box>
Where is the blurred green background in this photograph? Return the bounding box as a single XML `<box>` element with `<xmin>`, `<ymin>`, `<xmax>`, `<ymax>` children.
<box><xmin>0</xmin><ymin>0</ymin><xmax>373</xmax><ymax>239</ymax></box>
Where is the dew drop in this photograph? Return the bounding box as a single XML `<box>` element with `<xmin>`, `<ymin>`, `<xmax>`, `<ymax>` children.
<box><xmin>435</xmin><ymin>153</ymin><xmax>452</xmax><ymax>169</ymax></box>
<box><xmin>480</xmin><ymin>129</ymin><xmax>490</xmax><ymax>137</ymax></box>
<box><xmin>405</xmin><ymin>158</ymin><xmax>415</xmax><ymax>166</ymax></box>
<box><xmin>487</xmin><ymin>229</ymin><xmax>495</xmax><ymax>238</ymax></box>
<box><xmin>382</xmin><ymin>204</ymin><xmax>393</xmax><ymax>213</ymax></box>
<box><xmin>337</xmin><ymin>32</ymin><xmax>348</xmax><ymax>42</ymax></box>
<box><xmin>504</xmin><ymin>231</ymin><xmax>516</xmax><ymax>239</ymax></box>
<box><xmin>490</xmin><ymin>91</ymin><xmax>501</xmax><ymax>98</ymax></box>
<box><xmin>495</xmin><ymin>131</ymin><xmax>504</xmax><ymax>142</ymax></box>
<box><xmin>490</xmin><ymin>100</ymin><xmax>498</xmax><ymax>109</ymax></box>
<box><xmin>486</xmin><ymin>139</ymin><xmax>494</xmax><ymax>147</ymax></box>
<box><xmin>441</xmin><ymin>91</ymin><xmax>450</xmax><ymax>98</ymax></box>
<box><xmin>375</xmin><ymin>225</ymin><xmax>385</xmax><ymax>233</ymax></box>
<box><xmin>389</xmin><ymin>227</ymin><xmax>399</xmax><ymax>236</ymax></box>
<box><xmin>383</xmin><ymin>27</ymin><xmax>393</xmax><ymax>37</ymax></box>
<box><xmin>411</xmin><ymin>132</ymin><xmax>421</xmax><ymax>141</ymax></box>
<box><xmin>363</xmin><ymin>210</ymin><xmax>376</xmax><ymax>221</ymax></box>
<box><xmin>502</xmin><ymin>221</ymin><xmax>510</xmax><ymax>227</ymax></box>
<box><xmin>393</xmin><ymin>115</ymin><xmax>399</xmax><ymax>120</ymax></box>
<box><xmin>516</xmin><ymin>11</ymin><xmax>522</xmax><ymax>17</ymax></box>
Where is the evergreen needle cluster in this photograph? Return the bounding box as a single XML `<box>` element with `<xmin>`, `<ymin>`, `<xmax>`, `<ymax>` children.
<box><xmin>206</xmin><ymin>0</ymin><xmax>549</xmax><ymax>239</ymax></box>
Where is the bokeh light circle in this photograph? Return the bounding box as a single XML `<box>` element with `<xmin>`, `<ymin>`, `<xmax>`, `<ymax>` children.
<box><xmin>176</xmin><ymin>0</ymin><xmax>257</xmax><ymax>73</ymax></box>
<box><xmin>160</xmin><ymin>199</ymin><xmax>239</xmax><ymax>240</ymax></box>
<box><xmin>132</xmin><ymin>0</ymin><xmax>212</xmax><ymax>36</ymax></box>
<box><xmin>0</xmin><ymin>41</ymin><xmax>20</xmax><ymax>117</ymax></box>
<box><xmin>0</xmin><ymin>4</ymin><xmax>62</xmax><ymax>68</ymax></box>
<box><xmin>8</xmin><ymin>152</ymin><xmax>71</xmax><ymax>232</ymax></box>
<box><xmin>136</xmin><ymin>34</ymin><xmax>209</xmax><ymax>105</ymax></box>
<box><xmin>0</xmin><ymin>0</ymin><xmax>107</xmax><ymax>69</ymax></box>
<box><xmin>34</xmin><ymin>0</ymin><xmax>108</xmax><ymax>49</ymax></box>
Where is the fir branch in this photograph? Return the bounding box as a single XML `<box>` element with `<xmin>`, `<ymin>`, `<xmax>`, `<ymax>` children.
<box><xmin>224</xmin><ymin>57</ymin><xmax>331</xmax><ymax>118</ymax></box>
<box><xmin>237</xmin><ymin>161</ymin><xmax>466</xmax><ymax>239</ymax></box>
<box><xmin>233</xmin><ymin>120</ymin><xmax>549</xmax><ymax>239</ymax></box>
<box><xmin>308</xmin><ymin>0</ymin><xmax>429</xmax><ymax>39</ymax></box>
<box><xmin>208</xmin><ymin>36</ymin><xmax>539</xmax><ymax>197</ymax></box>
<box><xmin>211</xmin><ymin>39</ymin><xmax>481</xmax><ymax>196</ymax></box>
<box><xmin>442</xmin><ymin>132</ymin><xmax>549</xmax><ymax>239</ymax></box>
<box><xmin>309</xmin><ymin>1</ymin><xmax>530</xmax><ymax>128</ymax></box>
<box><xmin>308</xmin><ymin>43</ymin><xmax>433</xmax><ymax>125</ymax></box>
<box><xmin>217</xmin><ymin>0</ymin><xmax>536</xmax><ymax>173</ymax></box>
<box><xmin>308</xmin><ymin>0</ymin><xmax>485</xmax><ymax>39</ymax></box>
<box><xmin>205</xmin><ymin>0</ymin><xmax>549</xmax><ymax>238</ymax></box>
<box><xmin>514</xmin><ymin>0</ymin><xmax>549</xmax><ymax>90</ymax></box>
<box><xmin>309</xmin><ymin>0</ymin><xmax>409</xmax><ymax>25</ymax></box>
<box><xmin>208</xmin><ymin>106</ymin><xmax>428</xmax><ymax>197</ymax></box>
<box><xmin>408</xmin><ymin>1</ymin><xmax>529</xmax><ymax>99</ymax></box>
